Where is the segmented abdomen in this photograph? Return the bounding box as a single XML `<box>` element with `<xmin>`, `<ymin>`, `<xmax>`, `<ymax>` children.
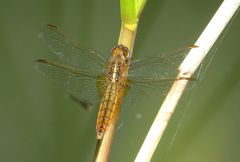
<box><xmin>96</xmin><ymin>83</ymin><xmax>120</xmax><ymax>139</ymax></box>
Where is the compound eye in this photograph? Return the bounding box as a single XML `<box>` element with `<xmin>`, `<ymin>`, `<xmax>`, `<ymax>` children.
<box><xmin>121</xmin><ymin>46</ymin><xmax>130</xmax><ymax>58</ymax></box>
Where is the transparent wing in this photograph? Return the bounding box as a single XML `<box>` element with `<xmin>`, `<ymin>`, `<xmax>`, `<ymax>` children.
<box><xmin>34</xmin><ymin>59</ymin><xmax>106</xmax><ymax>108</ymax></box>
<box><xmin>122</xmin><ymin>78</ymin><xmax>176</xmax><ymax>108</ymax></box>
<box><xmin>123</xmin><ymin>46</ymin><xmax>196</xmax><ymax>106</ymax></box>
<box><xmin>38</xmin><ymin>24</ymin><xmax>107</xmax><ymax>74</ymax></box>
<box><xmin>128</xmin><ymin>46</ymin><xmax>194</xmax><ymax>79</ymax></box>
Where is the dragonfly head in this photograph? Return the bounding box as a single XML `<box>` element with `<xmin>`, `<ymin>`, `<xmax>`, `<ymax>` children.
<box><xmin>112</xmin><ymin>45</ymin><xmax>130</xmax><ymax>60</ymax></box>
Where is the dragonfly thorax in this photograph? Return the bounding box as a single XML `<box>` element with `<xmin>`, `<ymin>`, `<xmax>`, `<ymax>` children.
<box><xmin>107</xmin><ymin>61</ymin><xmax>121</xmax><ymax>83</ymax></box>
<box><xmin>107</xmin><ymin>45</ymin><xmax>130</xmax><ymax>83</ymax></box>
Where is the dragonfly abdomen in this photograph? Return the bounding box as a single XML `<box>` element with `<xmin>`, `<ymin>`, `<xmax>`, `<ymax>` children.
<box><xmin>96</xmin><ymin>83</ymin><xmax>117</xmax><ymax>139</ymax></box>
<box><xmin>96</xmin><ymin>83</ymin><xmax>124</xmax><ymax>139</ymax></box>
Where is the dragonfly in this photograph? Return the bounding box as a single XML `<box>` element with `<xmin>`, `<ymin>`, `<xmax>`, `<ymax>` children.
<box><xmin>35</xmin><ymin>24</ymin><xmax>193</xmax><ymax>140</ymax></box>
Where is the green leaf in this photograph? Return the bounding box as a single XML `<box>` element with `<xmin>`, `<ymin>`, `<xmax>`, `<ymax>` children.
<box><xmin>120</xmin><ymin>0</ymin><xmax>147</xmax><ymax>28</ymax></box>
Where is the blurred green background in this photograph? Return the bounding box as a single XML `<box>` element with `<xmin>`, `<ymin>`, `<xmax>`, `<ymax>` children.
<box><xmin>0</xmin><ymin>0</ymin><xmax>240</xmax><ymax>162</ymax></box>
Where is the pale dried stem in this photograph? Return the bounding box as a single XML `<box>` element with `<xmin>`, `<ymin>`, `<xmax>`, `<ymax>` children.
<box><xmin>135</xmin><ymin>0</ymin><xmax>240</xmax><ymax>161</ymax></box>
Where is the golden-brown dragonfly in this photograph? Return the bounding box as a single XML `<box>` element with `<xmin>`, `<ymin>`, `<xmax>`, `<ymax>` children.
<box><xmin>35</xmin><ymin>24</ymin><xmax>192</xmax><ymax>139</ymax></box>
